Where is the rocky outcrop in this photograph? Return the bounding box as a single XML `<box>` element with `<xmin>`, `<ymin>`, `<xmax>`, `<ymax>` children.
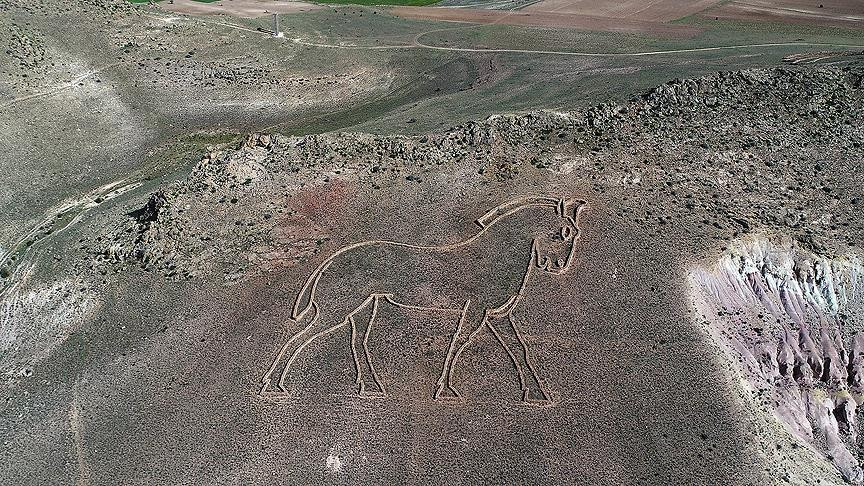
<box><xmin>692</xmin><ymin>236</ymin><xmax>864</xmax><ymax>483</ymax></box>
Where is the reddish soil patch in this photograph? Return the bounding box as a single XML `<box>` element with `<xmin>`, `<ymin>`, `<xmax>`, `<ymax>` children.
<box><xmin>391</xmin><ymin>7</ymin><xmax>705</xmax><ymax>38</ymax></box>
<box><xmin>523</xmin><ymin>0</ymin><xmax>723</xmax><ymax>23</ymax></box>
<box><xmin>291</xmin><ymin>179</ymin><xmax>353</xmax><ymax>221</ymax></box>
<box><xmin>700</xmin><ymin>0</ymin><xmax>864</xmax><ymax>29</ymax></box>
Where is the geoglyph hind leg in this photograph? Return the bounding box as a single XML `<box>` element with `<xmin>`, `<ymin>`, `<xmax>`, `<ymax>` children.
<box><xmin>350</xmin><ymin>296</ymin><xmax>386</xmax><ymax>397</ymax></box>
<box><xmin>260</xmin><ymin>302</ymin><xmax>319</xmax><ymax>395</ymax></box>
<box><xmin>261</xmin><ymin>297</ymin><xmax>370</xmax><ymax>396</ymax></box>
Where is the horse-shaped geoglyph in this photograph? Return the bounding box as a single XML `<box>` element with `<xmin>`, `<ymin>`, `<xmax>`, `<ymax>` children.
<box><xmin>260</xmin><ymin>195</ymin><xmax>587</xmax><ymax>404</ymax></box>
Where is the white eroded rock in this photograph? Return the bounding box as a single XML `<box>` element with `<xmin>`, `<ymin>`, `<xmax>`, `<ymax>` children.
<box><xmin>691</xmin><ymin>236</ymin><xmax>864</xmax><ymax>483</ymax></box>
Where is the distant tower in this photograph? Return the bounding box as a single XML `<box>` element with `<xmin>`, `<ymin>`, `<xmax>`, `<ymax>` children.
<box><xmin>273</xmin><ymin>14</ymin><xmax>283</xmax><ymax>38</ymax></box>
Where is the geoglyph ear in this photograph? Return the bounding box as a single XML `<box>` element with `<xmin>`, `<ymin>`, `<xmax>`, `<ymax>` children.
<box><xmin>566</xmin><ymin>198</ymin><xmax>587</xmax><ymax>221</ymax></box>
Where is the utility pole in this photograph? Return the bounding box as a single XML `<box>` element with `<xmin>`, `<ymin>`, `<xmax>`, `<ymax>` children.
<box><xmin>273</xmin><ymin>14</ymin><xmax>283</xmax><ymax>38</ymax></box>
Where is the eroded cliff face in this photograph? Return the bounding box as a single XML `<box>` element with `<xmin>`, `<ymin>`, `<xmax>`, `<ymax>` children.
<box><xmin>692</xmin><ymin>236</ymin><xmax>864</xmax><ymax>483</ymax></box>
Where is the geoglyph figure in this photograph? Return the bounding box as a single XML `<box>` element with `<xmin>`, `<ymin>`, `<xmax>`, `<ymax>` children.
<box><xmin>260</xmin><ymin>195</ymin><xmax>587</xmax><ymax>404</ymax></box>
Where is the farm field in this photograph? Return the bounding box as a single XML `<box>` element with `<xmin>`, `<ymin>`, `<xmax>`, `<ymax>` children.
<box><xmin>1</xmin><ymin>0</ymin><xmax>864</xmax><ymax>485</ymax></box>
<box><xmin>521</xmin><ymin>0</ymin><xmax>723</xmax><ymax>21</ymax></box>
<box><xmin>389</xmin><ymin>6</ymin><xmax>706</xmax><ymax>36</ymax></box>
<box><xmin>701</xmin><ymin>0</ymin><xmax>864</xmax><ymax>28</ymax></box>
<box><xmin>158</xmin><ymin>0</ymin><xmax>323</xmax><ymax>16</ymax></box>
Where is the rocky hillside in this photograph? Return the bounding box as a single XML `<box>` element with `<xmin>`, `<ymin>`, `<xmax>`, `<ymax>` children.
<box><xmin>90</xmin><ymin>65</ymin><xmax>864</xmax><ymax>285</ymax></box>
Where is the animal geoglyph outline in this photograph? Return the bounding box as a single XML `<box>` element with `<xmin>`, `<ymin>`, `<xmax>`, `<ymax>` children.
<box><xmin>260</xmin><ymin>195</ymin><xmax>587</xmax><ymax>404</ymax></box>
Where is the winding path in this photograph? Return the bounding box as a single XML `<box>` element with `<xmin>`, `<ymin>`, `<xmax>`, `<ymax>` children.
<box><xmin>299</xmin><ymin>36</ymin><xmax>864</xmax><ymax>57</ymax></box>
<box><xmin>0</xmin><ymin>179</ymin><xmax>142</xmax><ymax>296</ymax></box>
<box><xmin>0</xmin><ymin>62</ymin><xmax>122</xmax><ymax>110</ymax></box>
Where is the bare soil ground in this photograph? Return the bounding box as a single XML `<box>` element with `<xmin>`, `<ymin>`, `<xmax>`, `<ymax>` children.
<box><xmin>701</xmin><ymin>0</ymin><xmax>864</xmax><ymax>29</ymax></box>
<box><xmin>390</xmin><ymin>7</ymin><xmax>706</xmax><ymax>37</ymax></box>
<box><xmin>158</xmin><ymin>0</ymin><xmax>322</xmax><ymax>18</ymax></box>
<box><xmin>406</xmin><ymin>0</ymin><xmax>863</xmax><ymax>35</ymax></box>
<box><xmin>522</xmin><ymin>0</ymin><xmax>722</xmax><ymax>22</ymax></box>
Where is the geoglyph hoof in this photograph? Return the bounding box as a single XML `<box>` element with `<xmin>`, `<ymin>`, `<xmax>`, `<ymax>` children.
<box><xmin>435</xmin><ymin>384</ymin><xmax>463</xmax><ymax>402</ymax></box>
<box><xmin>523</xmin><ymin>388</ymin><xmax>553</xmax><ymax>406</ymax></box>
<box><xmin>358</xmin><ymin>384</ymin><xmax>387</xmax><ymax>398</ymax></box>
<box><xmin>259</xmin><ymin>377</ymin><xmax>288</xmax><ymax>396</ymax></box>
